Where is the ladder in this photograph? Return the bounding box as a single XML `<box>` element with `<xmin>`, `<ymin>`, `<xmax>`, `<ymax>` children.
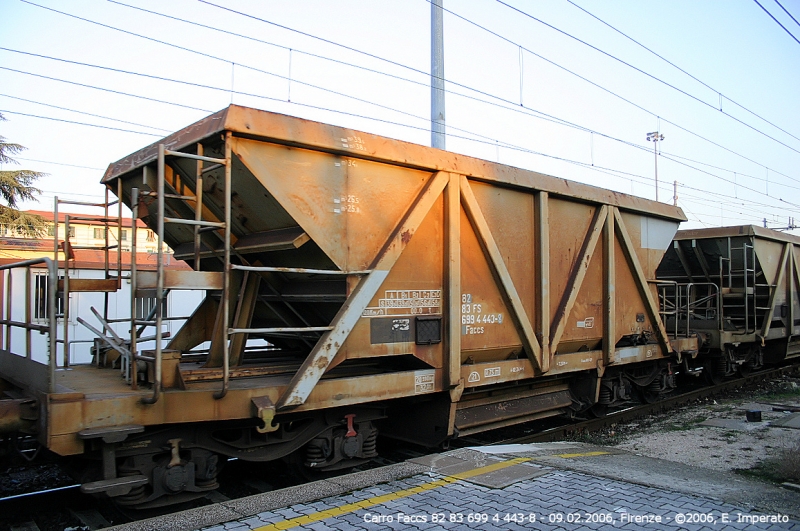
<box><xmin>132</xmin><ymin>141</ymin><xmax>231</xmax><ymax>403</ymax></box>
<box><xmin>719</xmin><ymin>240</ymin><xmax>758</xmax><ymax>334</ymax></box>
<box><xmin>52</xmin><ymin>180</ymin><xmax>124</xmax><ymax>367</ymax></box>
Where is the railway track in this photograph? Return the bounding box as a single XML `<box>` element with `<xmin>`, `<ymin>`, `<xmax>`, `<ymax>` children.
<box><xmin>2</xmin><ymin>362</ymin><xmax>797</xmax><ymax>530</ymax></box>
<box><xmin>493</xmin><ymin>361</ymin><xmax>800</xmax><ymax>445</ymax></box>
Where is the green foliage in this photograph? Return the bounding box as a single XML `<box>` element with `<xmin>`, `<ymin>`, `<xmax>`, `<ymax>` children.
<box><xmin>0</xmin><ymin>113</ymin><xmax>46</xmax><ymax>237</ymax></box>
<box><xmin>736</xmin><ymin>438</ymin><xmax>800</xmax><ymax>484</ymax></box>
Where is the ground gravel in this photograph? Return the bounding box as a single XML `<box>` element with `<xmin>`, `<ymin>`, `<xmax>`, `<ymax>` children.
<box><xmin>607</xmin><ymin>375</ymin><xmax>800</xmax><ymax>475</ymax></box>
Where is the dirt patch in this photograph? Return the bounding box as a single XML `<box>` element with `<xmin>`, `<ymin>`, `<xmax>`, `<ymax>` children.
<box><xmin>585</xmin><ymin>375</ymin><xmax>800</xmax><ymax>477</ymax></box>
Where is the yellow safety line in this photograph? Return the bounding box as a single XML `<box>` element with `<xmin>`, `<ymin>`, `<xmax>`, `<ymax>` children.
<box><xmin>549</xmin><ymin>451</ymin><xmax>609</xmax><ymax>459</ymax></box>
<box><xmin>251</xmin><ymin>452</ymin><xmax>608</xmax><ymax>531</ymax></box>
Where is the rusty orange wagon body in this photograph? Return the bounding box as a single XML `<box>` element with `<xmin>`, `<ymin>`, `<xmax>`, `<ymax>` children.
<box><xmin>0</xmin><ymin>105</ymin><xmax>696</xmax><ymax>506</ymax></box>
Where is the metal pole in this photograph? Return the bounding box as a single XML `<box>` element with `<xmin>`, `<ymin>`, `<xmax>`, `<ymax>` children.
<box><xmin>653</xmin><ymin>140</ymin><xmax>659</xmax><ymax>202</ymax></box>
<box><xmin>673</xmin><ymin>180</ymin><xmax>678</xmax><ymax>207</ymax></box>
<box><xmin>215</xmin><ymin>133</ymin><xmax>232</xmax><ymax>399</ymax></box>
<box><xmin>47</xmin><ymin>259</ymin><xmax>57</xmax><ymax>393</ymax></box>
<box><xmin>431</xmin><ymin>0</ymin><xmax>446</xmax><ymax>150</ymax></box>
<box><xmin>194</xmin><ymin>144</ymin><xmax>204</xmax><ymax>271</ymax></box>
<box><xmin>130</xmin><ymin>187</ymin><xmax>139</xmax><ymax>390</ymax></box>
<box><xmin>143</xmin><ymin>145</ymin><xmax>165</xmax><ymax>404</ymax></box>
<box><xmin>63</xmin><ymin>215</ymin><xmax>70</xmax><ymax>367</ymax></box>
<box><xmin>646</xmin><ymin>132</ymin><xmax>664</xmax><ymax>202</ymax></box>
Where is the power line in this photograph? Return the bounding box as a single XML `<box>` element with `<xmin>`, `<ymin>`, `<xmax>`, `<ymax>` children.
<box><xmin>565</xmin><ymin>0</ymin><xmax>800</xmax><ymax>146</ymax></box>
<box><xmin>100</xmin><ymin>1</ymin><xmax>588</xmax><ymax>136</ymax></box>
<box><xmin>9</xmin><ymin>1</ymin><xmax>798</xmax><ymax>223</ymax></box>
<box><xmin>445</xmin><ymin>0</ymin><xmax>800</xmax><ymax>156</ymax></box>
<box><xmin>0</xmin><ymin>110</ymin><xmax>161</xmax><ymax>136</ymax></box>
<box><xmin>0</xmin><ymin>66</ymin><xmax>212</xmax><ymax>113</ymax></box>
<box><xmin>21</xmin><ymin>1</ymin><xmax>799</xmax><ymax>190</ymax></box>
<box><xmin>657</xmin><ymin>150</ymin><xmax>800</xmax><ymax>192</ymax></box>
<box><xmin>754</xmin><ymin>0</ymin><xmax>800</xmax><ymax>45</ymax></box>
<box><xmin>8</xmin><ymin>45</ymin><xmax>799</xmax><ymax>198</ymax></box>
<box><xmin>14</xmin><ymin>157</ymin><xmax>105</xmax><ymax>171</ymax></box>
<box><xmin>16</xmin><ymin>2</ymin><xmax>444</xmax><ymax>130</ymax></box>
<box><xmin>0</xmin><ymin>93</ymin><xmax>172</xmax><ymax>133</ymax></box>
<box><xmin>192</xmin><ymin>0</ymin><xmax>800</xmax><ymax>179</ymax></box>
<box><xmin>774</xmin><ymin>0</ymin><xmax>800</xmax><ymax>28</ymax></box>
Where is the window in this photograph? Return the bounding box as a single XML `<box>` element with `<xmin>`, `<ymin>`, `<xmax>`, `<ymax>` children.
<box><xmin>146</xmin><ymin>230</ymin><xmax>156</xmax><ymax>242</ymax></box>
<box><xmin>46</xmin><ymin>225</ymin><xmax>73</xmax><ymax>238</ymax></box>
<box><xmin>34</xmin><ymin>274</ymin><xmax>64</xmax><ymax>320</ymax></box>
<box><xmin>120</xmin><ymin>229</ymin><xmax>128</xmax><ymax>241</ymax></box>
<box><xmin>136</xmin><ymin>296</ymin><xmax>167</xmax><ymax>320</ymax></box>
<box><xmin>93</xmin><ymin>227</ymin><xmax>107</xmax><ymax>239</ymax></box>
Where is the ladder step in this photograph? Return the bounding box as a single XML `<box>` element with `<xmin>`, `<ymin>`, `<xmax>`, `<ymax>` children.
<box><xmin>180</xmin><ymin>362</ymin><xmax>301</xmax><ymax>383</ymax></box>
<box><xmin>78</xmin><ymin>425</ymin><xmax>144</xmax><ymax>445</ymax></box>
<box><xmin>136</xmin><ymin>270</ymin><xmax>224</xmax><ymax>291</ymax></box>
<box><xmin>58</xmin><ymin>279</ymin><xmax>119</xmax><ymax>293</ymax></box>
<box><xmin>80</xmin><ymin>475</ymin><xmax>148</xmax><ymax>496</ymax></box>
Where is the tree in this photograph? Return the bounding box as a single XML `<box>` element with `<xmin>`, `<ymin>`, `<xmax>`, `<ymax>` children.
<box><xmin>0</xmin><ymin>113</ymin><xmax>46</xmax><ymax>237</ymax></box>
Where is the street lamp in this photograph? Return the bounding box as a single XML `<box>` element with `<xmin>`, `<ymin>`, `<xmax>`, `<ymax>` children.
<box><xmin>646</xmin><ymin>131</ymin><xmax>664</xmax><ymax>201</ymax></box>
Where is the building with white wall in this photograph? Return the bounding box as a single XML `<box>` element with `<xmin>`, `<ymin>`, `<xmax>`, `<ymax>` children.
<box><xmin>0</xmin><ymin>211</ymin><xmax>204</xmax><ymax>365</ymax></box>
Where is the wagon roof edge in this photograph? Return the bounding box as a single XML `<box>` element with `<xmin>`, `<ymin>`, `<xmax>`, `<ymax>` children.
<box><xmin>103</xmin><ymin>104</ymin><xmax>686</xmax><ymax>222</ymax></box>
<box><xmin>675</xmin><ymin>224</ymin><xmax>800</xmax><ymax>244</ymax></box>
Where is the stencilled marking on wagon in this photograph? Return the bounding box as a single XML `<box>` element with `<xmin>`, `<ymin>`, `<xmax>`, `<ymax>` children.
<box><xmin>414</xmin><ymin>370</ymin><xmax>436</xmax><ymax>394</ymax></box>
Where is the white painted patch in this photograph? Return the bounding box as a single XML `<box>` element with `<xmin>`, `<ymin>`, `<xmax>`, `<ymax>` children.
<box><xmin>484</xmin><ymin>367</ymin><xmax>501</xmax><ymax>378</ymax></box>
<box><xmin>641</xmin><ymin>217</ymin><xmax>679</xmax><ymax>250</ymax></box>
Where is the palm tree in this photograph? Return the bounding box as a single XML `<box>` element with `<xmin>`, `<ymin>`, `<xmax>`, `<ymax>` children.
<box><xmin>0</xmin><ymin>113</ymin><xmax>46</xmax><ymax>237</ymax></box>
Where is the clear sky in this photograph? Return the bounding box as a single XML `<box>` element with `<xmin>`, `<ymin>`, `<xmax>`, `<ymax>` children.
<box><xmin>1</xmin><ymin>0</ymin><xmax>798</xmax><ymax>232</ymax></box>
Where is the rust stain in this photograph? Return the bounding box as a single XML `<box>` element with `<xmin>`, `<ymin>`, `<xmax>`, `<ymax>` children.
<box><xmin>314</xmin><ymin>356</ymin><xmax>330</xmax><ymax>370</ymax></box>
<box><xmin>401</xmin><ymin>229</ymin><xmax>412</xmax><ymax>244</ymax></box>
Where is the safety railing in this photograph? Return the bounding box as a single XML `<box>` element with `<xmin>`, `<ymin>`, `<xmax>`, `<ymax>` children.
<box><xmin>658</xmin><ymin>281</ymin><xmax>720</xmax><ymax>338</ymax></box>
<box><xmin>137</xmin><ymin>141</ymin><xmax>231</xmax><ymax>404</ymax></box>
<box><xmin>0</xmin><ymin>257</ymin><xmax>58</xmax><ymax>393</ymax></box>
<box><xmin>53</xmin><ymin>179</ymin><xmax>124</xmax><ymax>368</ymax></box>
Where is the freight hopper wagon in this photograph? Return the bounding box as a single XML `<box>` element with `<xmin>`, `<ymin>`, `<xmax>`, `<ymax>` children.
<box><xmin>657</xmin><ymin>225</ymin><xmax>800</xmax><ymax>382</ymax></box>
<box><xmin>0</xmin><ymin>105</ymin><xmax>696</xmax><ymax>507</ymax></box>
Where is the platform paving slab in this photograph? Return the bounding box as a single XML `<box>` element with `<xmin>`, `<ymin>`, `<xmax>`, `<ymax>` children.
<box><xmin>106</xmin><ymin>444</ymin><xmax>800</xmax><ymax>531</ymax></box>
<box><xmin>770</xmin><ymin>412</ymin><xmax>800</xmax><ymax>429</ymax></box>
<box><xmin>509</xmin><ymin>442</ymin><xmax>800</xmax><ymax>518</ymax></box>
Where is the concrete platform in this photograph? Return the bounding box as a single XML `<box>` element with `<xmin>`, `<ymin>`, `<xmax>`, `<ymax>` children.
<box><xmin>108</xmin><ymin>443</ymin><xmax>800</xmax><ymax>531</ymax></box>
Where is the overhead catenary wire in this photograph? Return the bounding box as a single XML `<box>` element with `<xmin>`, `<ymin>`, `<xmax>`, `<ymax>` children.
<box><xmin>6</xmin><ymin>1</ymin><xmax>797</xmax><ymax>226</ymax></box>
<box><xmin>495</xmin><ymin>0</ymin><xmax>800</xmax><ymax>146</ymax></box>
<box><xmin>0</xmin><ymin>66</ymin><xmax>212</xmax><ymax>114</ymax></box>
<box><xmin>753</xmin><ymin>0</ymin><xmax>800</xmax><ymax>45</ymax></box>
<box><xmin>9</xmin><ymin>61</ymin><xmax>792</xmax><ymax>217</ymax></box>
<box><xmin>15</xmin><ymin>157</ymin><xmax>105</xmax><ymax>171</ymax></box>
<box><xmin>0</xmin><ymin>110</ymin><xmax>162</xmax><ymax>136</ymax></box>
<box><xmin>189</xmin><ymin>0</ymin><xmax>800</xmax><ymax>183</ymax></box>
<box><xmin>442</xmin><ymin>0</ymin><xmax>800</xmax><ymax>157</ymax></box>
<box><xmin>16</xmin><ymin>1</ymin><xmax>800</xmax><ymax>189</ymax></box>
<box><xmin>0</xmin><ymin>93</ymin><xmax>172</xmax><ymax>133</ymax></box>
<box><xmin>774</xmin><ymin>0</ymin><xmax>800</xmax><ymax>28</ymax></box>
<box><xmin>565</xmin><ymin>0</ymin><xmax>800</xmax><ymax>146</ymax></box>
<box><xmin>7</xmin><ymin>45</ymin><xmax>798</xmax><ymax>195</ymax></box>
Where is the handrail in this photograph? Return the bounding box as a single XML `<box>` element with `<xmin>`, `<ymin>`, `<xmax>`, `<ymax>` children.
<box><xmin>214</xmin><ymin>133</ymin><xmax>233</xmax><ymax>400</ymax></box>
<box><xmin>230</xmin><ymin>264</ymin><xmax>371</xmax><ymax>275</ymax></box>
<box><xmin>657</xmin><ymin>280</ymin><xmax>720</xmax><ymax>339</ymax></box>
<box><xmin>684</xmin><ymin>282</ymin><xmax>720</xmax><ymax>334</ymax></box>
<box><xmin>0</xmin><ymin>257</ymin><xmax>58</xmax><ymax>393</ymax></box>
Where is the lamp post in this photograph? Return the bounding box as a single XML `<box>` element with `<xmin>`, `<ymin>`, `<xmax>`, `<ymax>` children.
<box><xmin>646</xmin><ymin>132</ymin><xmax>664</xmax><ymax>201</ymax></box>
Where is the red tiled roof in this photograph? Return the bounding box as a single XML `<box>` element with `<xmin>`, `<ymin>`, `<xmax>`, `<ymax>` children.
<box><xmin>25</xmin><ymin>210</ymin><xmax>149</xmax><ymax>228</ymax></box>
